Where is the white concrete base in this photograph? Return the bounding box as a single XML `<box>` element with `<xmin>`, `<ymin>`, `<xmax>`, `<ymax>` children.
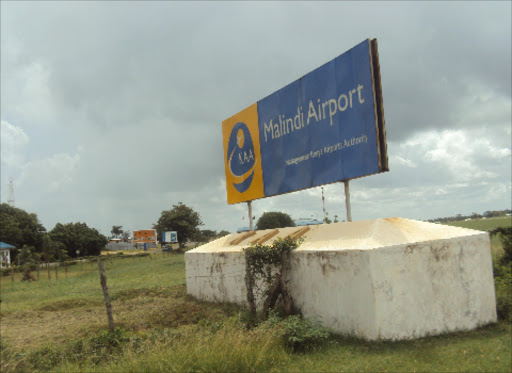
<box><xmin>185</xmin><ymin>218</ymin><xmax>497</xmax><ymax>340</ymax></box>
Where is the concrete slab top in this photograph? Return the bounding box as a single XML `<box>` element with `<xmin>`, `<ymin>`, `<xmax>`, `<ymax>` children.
<box><xmin>188</xmin><ymin>218</ymin><xmax>485</xmax><ymax>253</ymax></box>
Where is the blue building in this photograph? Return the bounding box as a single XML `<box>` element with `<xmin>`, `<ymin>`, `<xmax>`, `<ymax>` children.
<box><xmin>0</xmin><ymin>241</ymin><xmax>15</xmax><ymax>268</ymax></box>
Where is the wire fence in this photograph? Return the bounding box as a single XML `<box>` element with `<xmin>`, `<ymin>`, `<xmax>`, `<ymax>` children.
<box><xmin>1</xmin><ymin>250</ymin><xmax>174</xmax><ymax>280</ymax></box>
<box><xmin>1</xmin><ymin>251</ymin><xmax>183</xmax><ymax>342</ymax></box>
<box><xmin>0</xmin><ymin>251</ymin><xmax>181</xmax><ymax>303</ymax></box>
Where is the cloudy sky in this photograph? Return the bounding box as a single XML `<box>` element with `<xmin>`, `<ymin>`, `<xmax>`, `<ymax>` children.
<box><xmin>1</xmin><ymin>1</ymin><xmax>511</xmax><ymax>237</ymax></box>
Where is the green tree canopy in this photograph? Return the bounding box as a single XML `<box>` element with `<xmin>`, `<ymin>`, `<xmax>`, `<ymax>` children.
<box><xmin>111</xmin><ymin>225</ymin><xmax>123</xmax><ymax>238</ymax></box>
<box><xmin>40</xmin><ymin>235</ymin><xmax>65</xmax><ymax>263</ymax></box>
<box><xmin>196</xmin><ymin>229</ymin><xmax>217</xmax><ymax>242</ymax></box>
<box><xmin>49</xmin><ymin>222</ymin><xmax>108</xmax><ymax>257</ymax></box>
<box><xmin>153</xmin><ymin>203</ymin><xmax>203</xmax><ymax>248</ymax></box>
<box><xmin>256</xmin><ymin>211</ymin><xmax>296</xmax><ymax>230</ymax></box>
<box><xmin>0</xmin><ymin>203</ymin><xmax>46</xmax><ymax>260</ymax></box>
<box><xmin>18</xmin><ymin>245</ymin><xmax>36</xmax><ymax>266</ymax></box>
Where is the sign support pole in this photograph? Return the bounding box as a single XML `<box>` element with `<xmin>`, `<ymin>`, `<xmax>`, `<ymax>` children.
<box><xmin>247</xmin><ymin>200</ymin><xmax>254</xmax><ymax>231</ymax></box>
<box><xmin>344</xmin><ymin>180</ymin><xmax>352</xmax><ymax>222</ymax></box>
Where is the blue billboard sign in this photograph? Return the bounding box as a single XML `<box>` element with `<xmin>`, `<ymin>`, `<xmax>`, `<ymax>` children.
<box><xmin>162</xmin><ymin>231</ymin><xmax>178</xmax><ymax>243</ymax></box>
<box><xmin>223</xmin><ymin>38</ymin><xmax>387</xmax><ymax>204</ymax></box>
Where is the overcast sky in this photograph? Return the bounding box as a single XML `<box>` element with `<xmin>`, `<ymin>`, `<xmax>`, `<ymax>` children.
<box><xmin>1</xmin><ymin>1</ymin><xmax>511</xmax><ymax>237</ymax></box>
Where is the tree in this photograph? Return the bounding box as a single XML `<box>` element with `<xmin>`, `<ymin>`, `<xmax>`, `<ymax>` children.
<box><xmin>0</xmin><ymin>203</ymin><xmax>46</xmax><ymax>262</ymax></box>
<box><xmin>153</xmin><ymin>203</ymin><xmax>203</xmax><ymax>248</ymax></box>
<box><xmin>256</xmin><ymin>212</ymin><xmax>296</xmax><ymax>230</ymax></box>
<box><xmin>18</xmin><ymin>245</ymin><xmax>35</xmax><ymax>266</ymax></box>
<box><xmin>197</xmin><ymin>229</ymin><xmax>217</xmax><ymax>242</ymax></box>
<box><xmin>49</xmin><ymin>222</ymin><xmax>108</xmax><ymax>257</ymax></box>
<box><xmin>40</xmin><ymin>235</ymin><xmax>64</xmax><ymax>263</ymax></box>
<box><xmin>111</xmin><ymin>226</ymin><xmax>123</xmax><ymax>238</ymax></box>
<box><xmin>121</xmin><ymin>230</ymin><xmax>131</xmax><ymax>242</ymax></box>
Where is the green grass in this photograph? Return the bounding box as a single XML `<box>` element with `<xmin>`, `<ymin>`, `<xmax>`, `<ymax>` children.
<box><xmin>1</xmin><ymin>233</ymin><xmax>511</xmax><ymax>373</ymax></box>
<box><xmin>283</xmin><ymin>324</ymin><xmax>511</xmax><ymax>372</ymax></box>
<box><xmin>442</xmin><ymin>216</ymin><xmax>512</xmax><ymax>231</ymax></box>
<box><xmin>1</xmin><ymin>253</ymin><xmax>185</xmax><ymax>314</ymax></box>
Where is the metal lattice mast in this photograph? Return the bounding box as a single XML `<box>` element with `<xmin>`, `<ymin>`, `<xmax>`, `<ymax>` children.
<box><xmin>8</xmin><ymin>178</ymin><xmax>15</xmax><ymax>207</ymax></box>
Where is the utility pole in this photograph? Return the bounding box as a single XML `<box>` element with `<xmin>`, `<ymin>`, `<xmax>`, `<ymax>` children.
<box><xmin>344</xmin><ymin>180</ymin><xmax>352</xmax><ymax>222</ymax></box>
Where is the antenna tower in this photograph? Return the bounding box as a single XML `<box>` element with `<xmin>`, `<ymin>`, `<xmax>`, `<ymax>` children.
<box><xmin>8</xmin><ymin>178</ymin><xmax>15</xmax><ymax>207</ymax></box>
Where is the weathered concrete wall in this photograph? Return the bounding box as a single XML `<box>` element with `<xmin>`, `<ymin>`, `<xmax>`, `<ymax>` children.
<box><xmin>288</xmin><ymin>250</ymin><xmax>376</xmax><ymax>339</ymax></box>
<box><xmin>185</xmin><ymin>251</ymin><xmax>246</xmax><ymax>304</ymax></box>
<box><xmin>185</xmin><ymin>218</ymin><xmax>497</xmax><ymax>340</ymax></box>
<box><xmin>289</xmin><ymin>233</ymin><xmax>496</xmax><ymax>340</ymax></box>
<box><xmin>106</xmin><ymin>242</ymin><xmax>137</xmax><ymax>251</ymax></box>
<box><xmin>369</xmin><ymin>234</ymin><xmax>496</xmax><ymax>339</ymax></box>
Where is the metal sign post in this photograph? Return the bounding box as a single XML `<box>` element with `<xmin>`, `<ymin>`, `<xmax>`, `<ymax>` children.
<box><xmin>322</xmin><ymin>187</ymin><xmax>327</xmax><ymax>223</ymax></box>
<box><xmin>247</xmin><ymin>200</ymin><xmax>254</xmax><ymax>231</ymax></box>
<box><xmin>344</xmin><ymin>180</ymin><xmax>352</xmax><ymax>222</ymax></box>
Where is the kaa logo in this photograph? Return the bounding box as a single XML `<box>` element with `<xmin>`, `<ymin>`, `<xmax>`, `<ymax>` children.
<box><xmin>227</xmin><ymin>122</ymin><xmax>256</xmax><ymax>193</ymax></box>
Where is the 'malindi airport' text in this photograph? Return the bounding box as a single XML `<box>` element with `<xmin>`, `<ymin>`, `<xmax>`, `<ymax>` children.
<box><xmin>263</xmin><ymin>83</ymin><xmax>366</xmax><ymax>142</ymax></box>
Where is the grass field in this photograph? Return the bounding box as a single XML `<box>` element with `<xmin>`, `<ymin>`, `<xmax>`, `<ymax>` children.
<box><xmin>1</xmin><ymin>218</ymin><xmax>511</xmax><ymax>373</ymax></box>
<box><xmin>442</xmin><ymin>216</ymin><xmax>512</xmax><ymax>259</ymax></box>
<box><xmin>442</xmin><ymin>215</ymin><xmax>511</xmax><ymax>231</ymax></box>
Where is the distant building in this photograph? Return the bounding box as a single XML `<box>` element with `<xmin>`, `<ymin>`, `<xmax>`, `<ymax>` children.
<box><xmin>236</xmin><ymin>218</ymin><xmax>323</xmax><ymax>233</ymax></box>
<box><xmin>0</xmin><ymin>242</ymin><xmax>14</xmax><ymax>268</ymax></box>
<box><xmin>132</xmin><ymin>229</ymin><xmax>157</xmax><ymax>243</ymax></box>
<box><xmin>132</xmin><ymin>229</ymin><xmax>158</xmax><ymax>250</ymax></box>
<box><xmin>294</xmin><ymin>219</ymin><xmax>323</xmax><ymax>226</ymax></box>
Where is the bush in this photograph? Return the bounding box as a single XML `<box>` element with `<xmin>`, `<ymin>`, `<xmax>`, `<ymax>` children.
<box><xmin>265</xmin><ymin>312</ymin><xmax>332</xmax><ymax>352</ymax></box>
<box><xmin>1</xmin><ymin>267</ymin><xmax>12</xmax><ymax>276</ymax></box>
<box><xmin>494</xmin><ymin>264</ymin><xmax>512</xmax><ymax>322</ymax></box>
<box><xmin>88</xmin><ymin>328</ymin><xmax>130</xmax><ymax>354</ymax></box>
<box><xmin>492</xmin><ymin>227</ymin><xmax>512</xmax><ymax>322</ymax></box>
<box><xmin>21</xmin><ymin>265</ymin><xmax>35</xmax><ymax>282</ymax></box>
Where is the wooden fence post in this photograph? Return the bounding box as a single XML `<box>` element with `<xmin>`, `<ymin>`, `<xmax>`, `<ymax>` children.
<box><xmin>47</xmin><ymin>262</ymin><xmax>51</xmax><ymax>281</ymax></box>
<box><xmin>55</xmin><ymin>262</ymin><xmax>58</xmax><ymax>280</ymax></box>
<box><xmin>37</xmin><ymin>262</ymin><xmax>40</xmax><ymax>280</ymax></box>
<box><xmin>98</xmin><ymin>260</ymin><xmax>115</xmax><ymax>332</ymax></box>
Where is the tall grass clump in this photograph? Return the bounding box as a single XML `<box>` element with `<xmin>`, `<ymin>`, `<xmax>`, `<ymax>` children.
<box><xmin>48</xmin><ymin>319</ymin><xmax>290</xmax><ymax>373</ymax></box>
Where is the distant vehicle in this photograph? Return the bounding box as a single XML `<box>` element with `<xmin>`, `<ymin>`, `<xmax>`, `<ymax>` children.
<box><xmin>162</xmin><ymin>245</ymin><xmax>172</xmax><ymax>252</ymax></box>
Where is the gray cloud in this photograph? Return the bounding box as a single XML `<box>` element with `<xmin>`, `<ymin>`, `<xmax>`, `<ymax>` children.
<box><xmin>1</xmin><ymin>1</ymin><xmax>510</xmax><ymax>235</ymax></box>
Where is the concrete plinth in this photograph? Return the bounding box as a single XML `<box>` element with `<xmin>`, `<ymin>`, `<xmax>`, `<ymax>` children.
<box><xmin>185</xmin><ymin>218</ymin><xmax>497</xmax><ymax>340</ymax></box>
